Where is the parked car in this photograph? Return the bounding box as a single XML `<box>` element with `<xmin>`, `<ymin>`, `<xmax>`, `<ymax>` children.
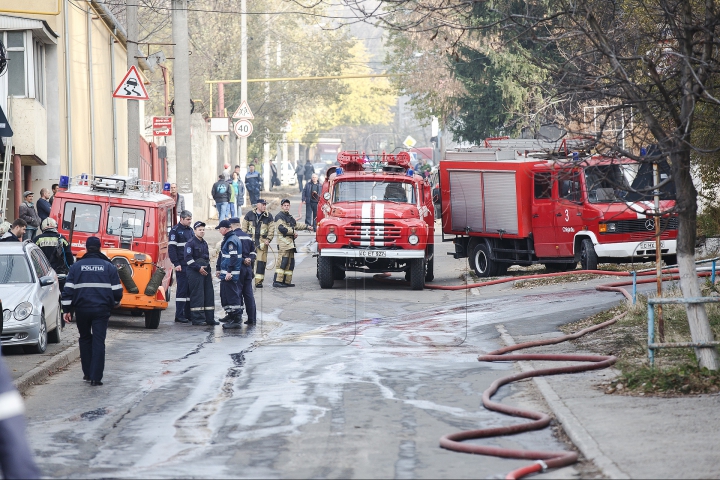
<box><xmin>0</xmin><ymin>242</ymin><xmax>62</xmax><ymax>353</ymax></box>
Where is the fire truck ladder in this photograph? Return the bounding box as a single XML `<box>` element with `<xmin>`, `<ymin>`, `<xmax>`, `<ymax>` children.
<box><xmin>0</xmin><ymin>136</ymin><xmax>12</xmax><ymax>222</ymax></box>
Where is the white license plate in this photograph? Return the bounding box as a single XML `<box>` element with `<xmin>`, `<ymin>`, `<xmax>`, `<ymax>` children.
<box><xmin>638</xmin><ymin>241</ymin><xmax>664</xmax><ymax>251</ymax></box>
<box><xmin>360</xmin><ymin>250</ymin><xmax>387</xmax><ymax>257</ymax></box>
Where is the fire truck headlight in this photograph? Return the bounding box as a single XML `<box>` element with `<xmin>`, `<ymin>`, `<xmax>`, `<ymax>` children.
<box><xmin>327</xmin><ymin>232</ymin><xmax>337</xmax><ymax>243</ymax></box>
<box><xmin>408</xmin><ymin>234</ymin><xmax>419</xmax><ymax>245</ymax></box>
<box><xmin>607</xmin><ymin>223</ymin><xmax>616</xmax><ymax>232</ymax></box>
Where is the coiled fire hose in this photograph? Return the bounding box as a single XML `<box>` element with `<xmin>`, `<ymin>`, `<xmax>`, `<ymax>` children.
<box><xmin>144</xmin><ymin>266</ymin><xmax>166</xmax><ymax>296</ymax></box>
<box><xmin>117</xmin><ymin>264</ymin><xmax>139</xmax><ymax>294</ymax></box>
<box><xmin>440</xmin><ymin>312</ymin><xmax>626</xmax><ymax>480</ymax></box>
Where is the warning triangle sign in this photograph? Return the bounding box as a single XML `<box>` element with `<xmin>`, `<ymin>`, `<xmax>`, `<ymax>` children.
<box><xmin>232</xmin><ymin>100</ymin><xmax>254</xmax><ymax>119</ymax></box>
<box><xmin>113</xmin><ymin>65</ymin><xmax>150</xmax><ymax>100</ymax></box>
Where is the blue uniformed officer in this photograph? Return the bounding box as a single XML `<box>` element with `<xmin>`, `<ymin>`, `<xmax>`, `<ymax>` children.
<box><xmin>0</xmin><ymin>356</ymin><xmax>40</xmax><ymax>478</ymax></box>
<box><xmin>61</xmin><ymin>236</ymin><xmax>123</xmax><ymax>386</ymax></box>
<box><xmin>215</xmin><ymin>219</ymin><xmax>244</xmax><ymax>327</ymax></box>
<box><xmin>230</xmin><ymin>217</ymin><xmax>257</xmax><ymax>325</ymax></box>
<box><xmin>184</xmin><ymin>221</ymin><xmax>218</xmax><ymax>326</ymax></box>
<box><xmin>168</xmin><ymin>210</ymin><xmax>194</xmax><ymax>323</ymax></box>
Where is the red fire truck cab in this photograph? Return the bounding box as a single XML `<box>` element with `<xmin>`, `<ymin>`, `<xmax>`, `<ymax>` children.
<box><xmin>315</xmin><ymin>151</ymin><xmax>435</xmax><ymax>290</ymax></box>
<box><xmin>439</xmin><ymin>139</ymin><xmax>678</xmax><ymax>276</ymax></box>
<box><xmin>49</xmin><ymin>175</ymin><xmax>176</xmax><ymax>292</ymax></box>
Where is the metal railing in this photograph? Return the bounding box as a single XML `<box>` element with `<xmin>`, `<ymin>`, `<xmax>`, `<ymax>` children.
<box><xmin>631</xmin><ymin>256</ymin><xmax>718</xmax><ymax>304</ymax></box>
<box><xmin>647</xmin><ymin>296</ymin><xmax>720</xmax><ymax>366</ymax></box>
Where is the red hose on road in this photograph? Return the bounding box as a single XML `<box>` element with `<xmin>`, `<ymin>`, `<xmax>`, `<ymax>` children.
<box><xmin>439</xmin><ymin>313</ymin><xmax>626</xmax><ymax>479</ymax></box>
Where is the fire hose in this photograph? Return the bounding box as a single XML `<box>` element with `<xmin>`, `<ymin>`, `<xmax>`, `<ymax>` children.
<box><xmin>439</xmin><ymin>312</ymin><xmax>626</xmax><ymax>480</ymax></box>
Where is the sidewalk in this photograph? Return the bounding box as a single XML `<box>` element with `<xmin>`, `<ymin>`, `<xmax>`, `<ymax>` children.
<box><xmin>501</xmin><ymin>326</ymin><xmax>720</xmax><ymax>479</ymax></box>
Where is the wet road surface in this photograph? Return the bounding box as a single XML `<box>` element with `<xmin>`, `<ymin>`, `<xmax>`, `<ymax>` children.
<box><xmin>23</xmin><ymin>235</ymin><xmax>628</xmax><ymax>478</ymax></box>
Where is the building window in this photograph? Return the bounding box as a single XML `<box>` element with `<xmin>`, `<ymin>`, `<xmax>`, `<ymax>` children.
<box><xmin>33</xmin><ymin>40</ymin><xmax>45</xmax><ymax>105</ymax></box>
<box><xmin>5</xmin><ymin>31</ymin><xmax>26</xmax><ymax>97</ymax></box>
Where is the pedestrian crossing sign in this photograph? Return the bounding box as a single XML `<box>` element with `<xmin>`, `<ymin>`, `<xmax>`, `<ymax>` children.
<box><xmin>232</xmin><ymin>100</ymin><xmax>254</xmax><ymax>119</ymax></box>
<box><xmin>113</xmin><ymin>66</ymin><xmax>150</xmax><ymax>100</ymax></box>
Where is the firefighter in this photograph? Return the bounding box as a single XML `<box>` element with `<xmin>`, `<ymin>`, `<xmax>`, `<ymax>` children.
<box><xmin>241</xmin><ymin>198</ymin><xmax>274</xmax><ymax>288</ymax></box>
<box><xmin>168</xmin><ymin>210</ymin><xmax>194</xmax><ymax>323</ymax></box>
<box><xmin>273</xmin><ymin>199</ymin><xmax>313</xmax><ymax>287</ymax></box>
<box><xmin>215</xmin><ymin>220</ymin><xmax>243</xmax><ymax>326</ymax></box>
<box><xmin>61</xmin><ymin>236</ymin><xmax>123</xmax><ymax>386</ymax></box>
<box><xmin>184</xmin><ymin>221</ymin><xmax>218</xmax><ymax>326</ymax></box>
<box><xmin>33</xmin><ymin>218</ymin><xmax>74</xmax><ymax>289</ymax></box>
<box><xmin>230</xmin><ymin>217</ymin><xmax>257</xmax><ymax>325</ymax></box>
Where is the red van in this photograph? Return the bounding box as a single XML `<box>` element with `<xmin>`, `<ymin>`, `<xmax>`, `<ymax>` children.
<box><xmin>49</xmin><ymin>175</ymin><xmax>176</xmax><ymax>292</ymax></box>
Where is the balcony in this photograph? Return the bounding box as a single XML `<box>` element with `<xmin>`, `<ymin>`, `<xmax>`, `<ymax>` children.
<box><xmin>9</xmin><ymin>97</ymin><xmax>47</xmax><ymax>166</ymax></box>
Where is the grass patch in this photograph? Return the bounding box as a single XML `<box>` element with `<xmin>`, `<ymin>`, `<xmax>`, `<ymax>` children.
<box><xmin>560</xmin><ymin>281</ymin><xmax>720</xmax><ymax>396</ymax></box>
<box><xmin>513</xmin><ymin>273</ymin><xmax>609</xmax><ymax>288</ymax></box>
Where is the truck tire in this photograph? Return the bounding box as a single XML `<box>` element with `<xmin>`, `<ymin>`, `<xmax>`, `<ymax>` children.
<box><xmin>409</xmin><ymin>258</ymin><xmax>425</xmax><ymax>290</ymax></box>
<box><xmin>318</xmin><ymin>257</ymin><xmax>335</xmax><ymax>289</ymax></box>
<box><xmin>580</xmin><ymin>239</ymin><xmax>598</xmax><ymax>270</ymax></box>
<box><xmin>470</xmin><ymin>243</ymin><xmax>497</xmax><ymax>278</ymax></box>
<box><xmin>145</xmin><ymin>310</ymin><xmax>161</xmax><ymax>329</ymax></box>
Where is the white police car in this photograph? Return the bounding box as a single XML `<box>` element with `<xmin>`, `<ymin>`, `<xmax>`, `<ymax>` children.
<box><xmin>0</xmin><ymin>241</ymin><xmax>62</xmax><ymax>353</ymax></box>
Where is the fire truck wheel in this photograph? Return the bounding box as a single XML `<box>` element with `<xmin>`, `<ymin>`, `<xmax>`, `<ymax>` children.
<box><xmin>318</xmin><ymin>257</ymin><xmax>335</xmax><ymax>289</ymax></box>
<box><xmin>470</xmin><ymin>243</ymin><xmax>497</xmax><ymax>278</ymax></box>
<box><xmin>409</xmin><ymin>258</ymin><xmax>425</xmax><ymax>290</ymax></box>
<box><xmin>580</xmin><ymin>239</ymin><xmax>598</xmax><ymax>270</ymax></box>
<box><xmin>425</xmin><ymin>256</ymin><xmax>434</xmax><ymax>282</ymax></box>
<box><xmin>144</xmin><ymin>310</ymin><xmax>161</xmax><ymax>329</ymax></box>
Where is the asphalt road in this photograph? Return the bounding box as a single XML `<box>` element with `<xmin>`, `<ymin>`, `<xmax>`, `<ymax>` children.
<box><xmin>21</xmin><ymin>229</ymin><xmax>631</xmax><ymax>478</ymax></box>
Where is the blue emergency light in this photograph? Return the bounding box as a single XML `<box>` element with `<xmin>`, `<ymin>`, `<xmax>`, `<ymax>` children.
<box><xmin>407</xmin><ymin>169</ymin><xmax>414</xmax><ymax>177</ymax></box>
<box><xmin>336</xmin><ymin>167</ymin><xmax>344</xmax><ymax>176</ymax></box>
<box><xmin>59</xmin><ymin>175</ymin><xmax>69</xmax><ymax>189</ymax></box>
<box><xmin>641</xmin><ymin>147</ymin><xmax>647</xmax><ymax>156</ymax></box>
<box><xmin>163</xmin><ymin>182</ymin><xmax>171</xmax><ymax>191</ymax></box>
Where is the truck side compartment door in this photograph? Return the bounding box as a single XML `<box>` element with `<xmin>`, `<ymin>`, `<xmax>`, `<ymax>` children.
<box><xmin>531</xmin><ymin>172</ymin><xmax>558</xmax><ymax>257</ymax></box>
<box><xmin>554</xmin><ymin>170</ymin><xmax>584</xmax><ymax>257</ymax></box>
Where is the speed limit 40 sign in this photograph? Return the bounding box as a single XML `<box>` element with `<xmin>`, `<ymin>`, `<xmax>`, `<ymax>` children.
<box><xmin>234</xmin><ymin>119</ymin><xmax>253</xmax><ymax>138</ymax></box>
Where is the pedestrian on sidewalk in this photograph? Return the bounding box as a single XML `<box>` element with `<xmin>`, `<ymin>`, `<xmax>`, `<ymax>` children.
<box><xmin>211</xmin><ymin>175</ymin><xmax>231</xmax><ymax>221</ymax></box>
<box><xmin>295</xmin><ymin>162</ymin><xmax>305</xmax><ymax>192</ymax></box>
<box><xmin>231</xmin><ymin>171</ymin><xmax>245</xmax><ymax>212</ymax></box>
<box><xmin>302</xmin><ymin>173</ymin><xmax>321</xmax><ymax>229</ymax></box>
<box><xmin>228</xmin><ymin>174</ymin><xmax>237</xmax><ymax>219</ymax></box>
<box><xmin>0</xmin><ymin>219</ymin><xmax>26</xmax><ymax>242</ymax></box>
<box><xmin>49</xmin><ymin>183</ymin><xmax>59</xmax><ymax>206</ymax></box>
<box><xmin>245</xmin><ymin>165</ymin><xmax>263</xmax><ymax>205</ymax></box>
<box><xmin>303</xmin><ymin>159</ymin><xmax>315</xmax><ymax>183</ymax></box>
<box><xmin>184</xmin><ymin>221</ymin><xmax>218</xmax><ymax>326</ymax></box>
<box><xmin>61</xmin><ymin>236</ymin><xmax>123</xmax><ymax>387</ymax></box>
<box><xmin>242</xmin><ymin>199</ymin><xmax>274</xmax><ymax>288</ymax></box>
<box><xmin>168</xmin><ymin>210</ymin><xmax>194</xmax><ymax>323</ymax></box>
<box><xmin>270</xmin><ymin>161</ymin><xmax>280</xmax><ymax>190</ymax></box>
<box><xmin>37</xmin><ymin>188</ymin><xmax>52</xmax><ymax>222</ymax></box>
<box><xmin>273</xmin><ymin>199</ymin><xmax>313</xmax><ymax>287</ymax></box>
<box><xmin>19</xmin><ymin>192</ymin><xmax>41</xmax><ymax>240</ymax></box>
<box><xmin>169</xmin><ymin>183</ymin><xmax>185</xmax><ymax>223</ymax></box>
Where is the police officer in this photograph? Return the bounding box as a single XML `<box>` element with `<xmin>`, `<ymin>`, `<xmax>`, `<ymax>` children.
<box><xmin>230</xmin><ymin>217</ymin><xmax>257</xmax><ymax>325</ymax></box>
<box><xmin>184</xmin><ymin>221</ymin><xmax>218</xmax><ymax>326</ymax></box>
<box><xmin>242</xmin><ymin>198</ymin><xmax>274</xmax><ymax>288</ymax></box>
<box><xmin>61</xmin><ymin>236</ymin><xmax>123</xmax><ymax>386</ymax></box>
<box><xmin>33</xmin><ymin>218</ymin><xmax>74</xmax><ymax>290</ymax></box>
<box><xmin>168</xmin><ymin>210</ymin><xmax>194</xmax><ymax>323</ymax></box>
<box><xmin>273</xmin><ymin>199</ymin><xmax>313</xmax><ymax>287</ymax></box>
<box><xmin>215</xmin><ymin>220</ymin><xmax>242</xmax><ymax>325</ymax></box>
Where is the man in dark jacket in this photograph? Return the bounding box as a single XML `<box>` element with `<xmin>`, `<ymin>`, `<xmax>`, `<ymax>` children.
<box><xmin>245</xmin><ymin>164</ymin><xmax>263</xmax><ymax>205</ymax></box>
<box><xmin>0</xmin><ymin>219</ymin><xmax>26</xmax><ymax>242</ymax></box>
<box><xmin>295</xmin><ymin>162</ymin><xmax>305</xmax><ymax>192</ymax></box>
<box><xmin>211</xmin><ymin>175</ymin><xmax>231</xmax><ymax>221</ymax></box>
<box><xmin>62</xmin><ymin>237</ymin><xmax>123</xmax><ymax>386</ymax></box>
<box><xmin>302</xmin><ymin>173</ymin><xmax>321</xmax><ymax>229</ymax></box>
<box><xmin>303</xmin><ymin>159</ymin><xmax>315</xmax><ymax>182</ymax></box>
<box><xmin>168</xmin><ymin>210</ymin><xmax>194</xmax><ymax>323</ymax></box>
<box><xmin>37</xmin><ymin>188</ymin><xmax>52</xmax><ymax>221</ymax></box>
<box><xmin>184</xmin><ymin>221</ymin><xmax>218</xmax><ymax>326</ymax></box>
<box><xmin>0</xmin><ymin>355</ymin><xmax>40</xmax><ymax>479</ymax></box>
<box><xmin>228</xmin><ymin>217</ymin><xmax>256</xmax><ymax>326</ymax></box>
<box><xmin>19</xmin><ymin>191</ymin><xmax>41</xmax><ymax>240</ymax></box>
<box><xmin>34</xmin><ymin>218</ymin><xmax>74</xmax><ymax>288</ymax></box>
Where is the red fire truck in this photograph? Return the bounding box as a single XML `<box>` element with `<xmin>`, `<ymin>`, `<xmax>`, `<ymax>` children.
<box><xmin>315</xmin><ymin>151</ymin><xmax>435</xmax><ymax>290</ymax></box>
<box><xmin>439</xmin><ymin>138</ymin><xmax>678</xmax><ymax>276</ymax></box>
<box><xmin>49</xmin><ymin>175</ymin><xmax>176</xmax><ymax>292</ymax></box>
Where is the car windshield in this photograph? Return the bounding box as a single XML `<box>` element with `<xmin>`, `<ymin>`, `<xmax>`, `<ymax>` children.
<box><xmin>333</xmin><ymin>181</ymin><xmax>416</xmax><ymax>204</ymax></box>
<box><xmin>0</xmin><ymin>254</ymin><xmax>33</xmax><ymax>284</ymax></box>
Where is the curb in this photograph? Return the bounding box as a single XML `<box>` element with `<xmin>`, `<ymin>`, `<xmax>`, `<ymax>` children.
<box><xmin>15</xmin><ymin>343</ymin><xmax>80</xmax><ymax>395</ymax></box>
<box><xmin>496</xmin><ymin>324</ymin><xmax>631</xmax><ymax>480</ymax></box>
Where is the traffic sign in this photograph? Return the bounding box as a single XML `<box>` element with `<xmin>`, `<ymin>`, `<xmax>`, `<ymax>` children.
<box><xmin>234</xmin><ymin>119</ymin><xmax>253</xmax><ymax>138</ymax></box>
<box><xmin>232</xmin><ymin>100</ymin><xmax>254</xmax><ymax>119</ymax></box>
<box><xmin>113</xmin><ymin>65</ymin><xmax>149</xmax><ymax>100</ymax></box>
<box><xmin>403</xmin><ymin>135</ymin><xmax>417</xmax><ymax>148</ymax></box>
<box><xmin>152</xmin><ymin>116</ymin><xmax>172</xmax><ymax>136</ymax></box>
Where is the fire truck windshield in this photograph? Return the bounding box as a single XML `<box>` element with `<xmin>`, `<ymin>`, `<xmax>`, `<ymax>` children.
<box><xmin>584</xmin><ymin>162</ymin><xmax>676</xmax><ymax>204</ymax></box>
<box><xmin>333</xmin><ymin>181</ymin><xmax>416</xmax><ymax>204</ymax></box>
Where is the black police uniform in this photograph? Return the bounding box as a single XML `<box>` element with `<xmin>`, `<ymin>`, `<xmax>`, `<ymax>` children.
<box><xmin>168</xmin><ymin>222</ymin><xmax>194</xmax><ymax>322</ymax></box>
<box><xmin>184</xmin><ymin>232</ymin><xmax>216</xmax><ymax>325</ymax></box>
<box><xmin>0</xmin><ymin>356</ymin><xmax>40</xmax><ymax>478</ymax></box>
<box><xmin>61</xmin><ymin>249</ymin><xmax>123</xmax><ymax>383</ymax></box>
<box><xmin>234</xmin><ymin>227</ymin><xmax>257</xmax><ymax>323</ymax></box>
<box><xmin>217</xmin><ymin>228</ymin><xmax>243</xmax><ymax>321</ymax></box>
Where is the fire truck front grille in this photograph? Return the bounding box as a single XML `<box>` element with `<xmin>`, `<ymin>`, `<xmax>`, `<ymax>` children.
<box><xmin>345</xmin><ymin>222</ymin><xmax>403</xmax><ymax>245</ymax></box>
<box><xmin>614</xmin><ymin>217</ymin><xmax>678</xmax><ymax>234</ymax></box>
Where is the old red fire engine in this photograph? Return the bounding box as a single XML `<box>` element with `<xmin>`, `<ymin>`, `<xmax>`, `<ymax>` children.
<box><xmin>439</xmin><ymin>138</ymin><xmax>678</xmax><ymax>276</ymax></box>
<box><xmin>315</xmin><ymin>151</ymin><xmax>435</xmax><ymax>290</ymax></box>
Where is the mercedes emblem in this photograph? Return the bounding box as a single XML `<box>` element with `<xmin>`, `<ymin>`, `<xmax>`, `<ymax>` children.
<box><xmin>645</xmin><ymin>219</ymin><xmax>655</xmax><ymax>230</ymax></box>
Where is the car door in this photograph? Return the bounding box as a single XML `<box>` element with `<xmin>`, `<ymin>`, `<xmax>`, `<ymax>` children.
<box><xmin>29</xmin><ymin>249</ymin><xmax>57</xmax><ymax>324</ymax></box>
<box><xmin>554</xmin><ymin>169</ymin><xmax>584</xmax><ymax>257</ymax></box>
<box><xmin>531</xmin><ymin>171</ymin><xmax>559</xmax><ymax>257</ymax></box>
